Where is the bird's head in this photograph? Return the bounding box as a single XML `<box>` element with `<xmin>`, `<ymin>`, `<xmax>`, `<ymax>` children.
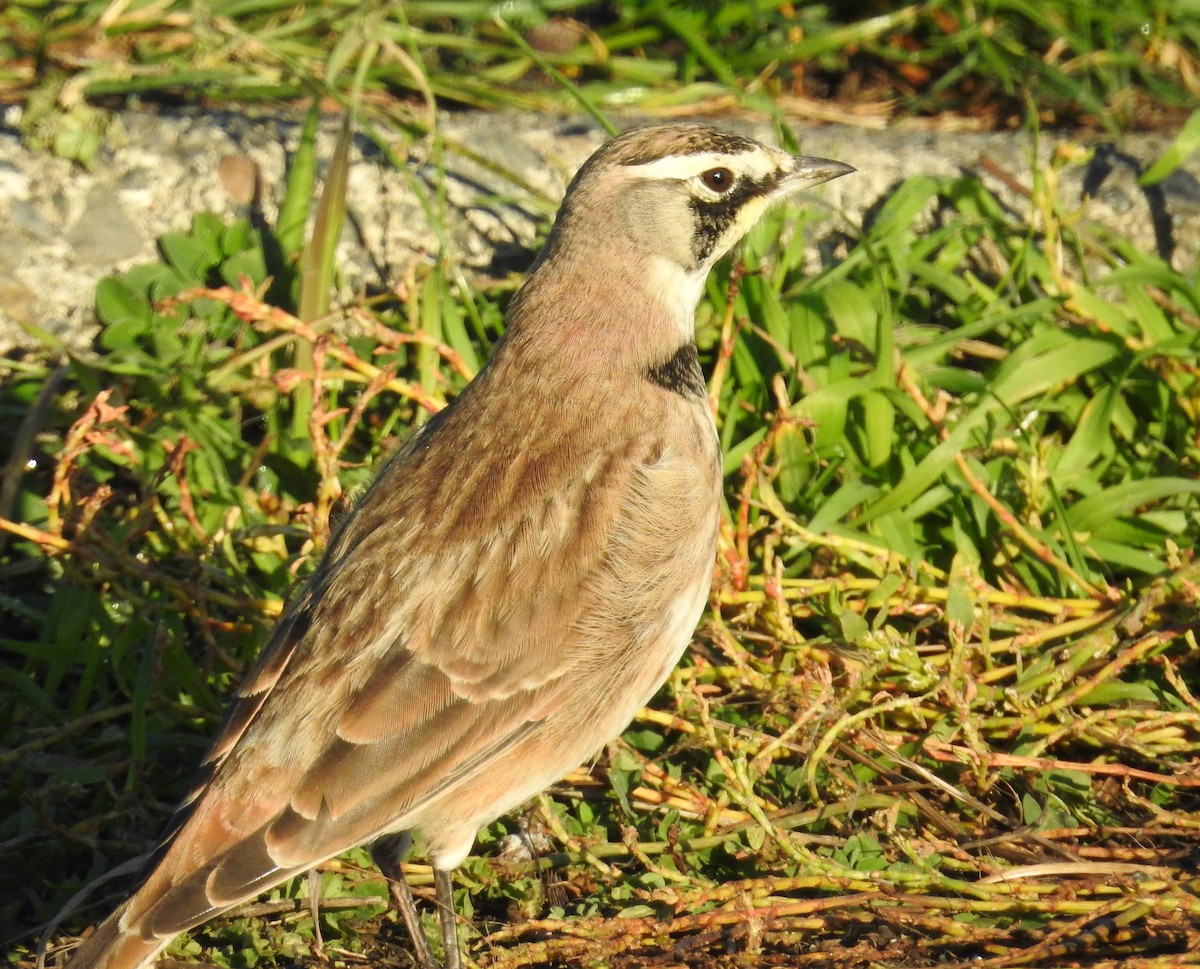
<box><xmin>511</xmin><ymin>122</ymin><xmax>859</xmax><ymax>352</ymax></box>
<box><xmin>527</xmin><ymin>123</ymin><xmax>854</xmax><ymax>328</ymax></box>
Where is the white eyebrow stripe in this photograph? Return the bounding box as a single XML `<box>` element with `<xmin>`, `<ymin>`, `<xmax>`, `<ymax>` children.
<box><xmin>623</xmin><ymin>149</ymin><xmax>785</xmax><ymax>182</ymax></box>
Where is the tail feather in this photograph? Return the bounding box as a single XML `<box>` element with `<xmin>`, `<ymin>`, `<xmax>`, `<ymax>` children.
<box><xmin>59</xmin><ymin>843</ymin><xmax>330</xmax><ymax>969</ymax></box>
<box><xmin>59</xmin><ymin>859</ymin><xmax>295</xmax><ymax>969</ymax></box>
<box><xmin>61</xmin><ymin>902</ymin><xmax>171</xmax><ymax>969</ymax></box>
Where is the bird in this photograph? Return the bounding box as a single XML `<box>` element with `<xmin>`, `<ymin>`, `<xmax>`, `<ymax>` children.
<box><xmin>59</xmin><ymin>122</ymin><xmax>854</xmax><ymax>969</ymax></box>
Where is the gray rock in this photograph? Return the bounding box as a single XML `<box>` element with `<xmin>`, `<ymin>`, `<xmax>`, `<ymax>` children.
<box><xmin>66</xmin><ymin>185</ymin><xmax>145</xmax><ymax>266</ymax></box>
<box><xmin>9</xmin><ymin>199</ymin><xmax>59</xmax><ymax>241</ymax></box>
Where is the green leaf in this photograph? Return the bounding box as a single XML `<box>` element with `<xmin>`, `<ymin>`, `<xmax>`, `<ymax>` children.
<box><xmin>440</xmin><ymin>277</ymin><xmax>481</xmax><ymax>374</ymax></box>
<box><xmin>988</xmin><ymin>333</ymin><xmax>1119</xmax><ymax>406</ymax></box>
<box><xmin>860</xmin><ymin>414</ymin><xmax>977</xmax><ymax>522</ymax></box>
<box><xmin>868</xmin><ymin>174</ymin><xmax>942</xmax><ymax>241</ymax></box>
<box><xmin>794</xmin><ymin>379</ymin><xmax>854</xmax><ymax>451</ymax></box>
<box><xmin>838</xmin><ymin>608</ymin><xmax>869</xmax><ymax>644</ymax></box>
<box><xmin>159</xmin><ymin>231</ymin><xmax>213</xmax><ymax>283</ymax></box>
<box><xmin>607</xmin><ymin>747</ymin><xmax>641</xmax><ymax>817</ymax></box>
<box><xmin>222</xmin><ymin>218</ymin><xmax>254</xmax><ymax>257</ymax></box>
<box><xmin>808</xmin><ymin>479</ymin><xmax>880</xmax><ymax>535</ymax></box>
<box><xmin>277</xmin><ymin>101</ymin><xmax>320</xmax><ymax>259</ymax></box>
<box><xmin>1067</xmin><ymin>478</ymin><xmax>1200</xmax><ymax>534</ymax></box>
<box><xmin>298</xmin><ymin>114</ymin><xmax>352</xmax><ymax>324</ymax></box>
<box><xmin>946</xmin><ymin>575</ymin><xmax>975</xmax><ymax>632</ymax></box>
<box><xmin>1140</xmin><ymin>108</ymin><xmax>1200</xmax><ymax>186</ymax></box>
<box><xmin>824</xmin><ymin>280</ymin><xmax>877</xmax><ymax>348</ymax></box>
<box><xmin>1066</xmin><ymin>286</ymin><xmax>1135</xmax><ymax>337</ymax></box>
<box><xmin>859</xmin><ymin>388</ymin><xmax>895</xmax><ymax>469</ymax></box>
<box><xmin>221</xmin><ymin>248</ymin><xmax>269</xmax><ymax>288</ymax></box>
<box><xmin>1077</xmin><ymin>681</ymin><xmax>1160</xmax><ymax>705</ymax></box>
<box><xmin>191</xmin><ymin>211</ymin><xmax>226</xmax><ymax>263</ymax></box>
<box><xmin>95</xmin><ymin>277</ymin><xmax>150</xmax><ymax>330</ymax></box>
<box><xmin>774</xmin><ymin>422</ymin><xmax>812</xmax><ymax>503</ymax></box>
<box><xmin>744</xmin><ymin>825</ymin><xmax>767</xmax><ymax>851</ymax></box>
<box><xmin>1055</xmin><ymin>383</ymin><xmax>1119</xmax><ymax>478</ymax></box>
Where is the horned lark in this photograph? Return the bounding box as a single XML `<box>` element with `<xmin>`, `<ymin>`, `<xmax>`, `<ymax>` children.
<box><xmin>61</xmin><ymin>122</ymin><xmax>853</xmax><ymax>969</ymax></box>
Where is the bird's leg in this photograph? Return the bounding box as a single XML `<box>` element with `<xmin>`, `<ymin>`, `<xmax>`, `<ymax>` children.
<box><xmin>389</xmin><ymin>871</ymin><xmax>439</xmax><ymax>969</ymax></box>
<box><xmin>434</xmin><ymin>868</ymin><xmax>461</xmax><ymax>969</ymax></box>
<box><xmin>371</xmin><ymin>835</ymin><xmax>439</xmax><ymax>969</ymax></box>
<box><xmin>306</xmin><ymin>868</ymin><xmax>326</xmax><ymax>958</ymax></box>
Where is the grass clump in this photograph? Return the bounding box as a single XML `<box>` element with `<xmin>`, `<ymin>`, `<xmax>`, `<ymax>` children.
<box><xmin>1</xmin><ymin>0</ymin><xmax>1198</xmax><ymax>163</ymax></box>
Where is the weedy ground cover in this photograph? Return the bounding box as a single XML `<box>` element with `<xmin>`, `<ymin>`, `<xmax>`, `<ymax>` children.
<box><xmin>2</xmin><ymin>3</ymin><xmax>1200</xmax><ymax>967</ymax></box>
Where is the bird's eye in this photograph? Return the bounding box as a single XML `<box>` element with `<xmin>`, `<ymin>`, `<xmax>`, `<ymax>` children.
<box><xmin>700</xmin><ymin>167</ymin><xmax>735</xmax><ymax>193</ymax></box>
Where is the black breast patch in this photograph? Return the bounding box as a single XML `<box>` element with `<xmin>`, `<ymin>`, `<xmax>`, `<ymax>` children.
<box><xmin>646</xmin><ymin>343</ymin><xmax>706</xmax><ymax>398</ymax></box>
